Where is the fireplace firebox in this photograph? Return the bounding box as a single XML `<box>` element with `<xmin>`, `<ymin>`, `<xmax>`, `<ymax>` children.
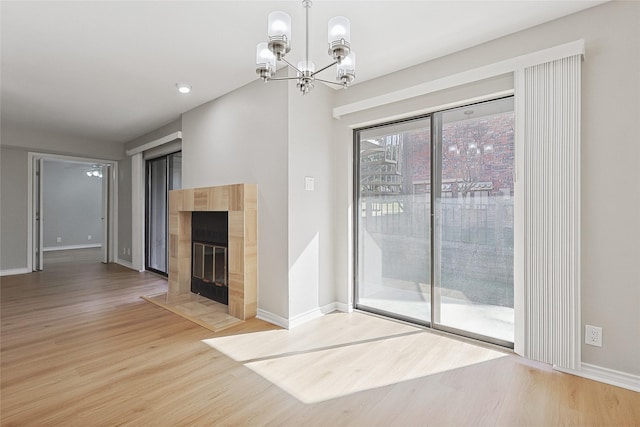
<box><xmin>191</xmin><ymin>211</ymin><xmax>228</xmax><ymax>305</ymax></box>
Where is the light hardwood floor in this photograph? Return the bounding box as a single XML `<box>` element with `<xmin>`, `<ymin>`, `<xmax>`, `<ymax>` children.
<box><xmin>1</xmin><ymin>255</ymin><xmax>639</xmax><ymax>426</ymax></box>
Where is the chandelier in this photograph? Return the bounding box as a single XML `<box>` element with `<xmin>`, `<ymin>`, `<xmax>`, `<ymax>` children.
<box><xmin>85</xmin><ymin>165</ymin><xmax>103</xmax><ymax>178</ymax></box>
<box><xmin>255</xmin><ymin>0</ymin><xmax>356</xmax><ymax>94</ymax></box>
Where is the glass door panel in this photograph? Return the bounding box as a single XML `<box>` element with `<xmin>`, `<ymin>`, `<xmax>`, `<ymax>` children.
<box><xmin>145</xmin><ymin>152</ymin><xmax>182</xmax><ymax>275</ymax></box>
<box><xmin>433</xmin><ymin>97</ymin><xmax>515</xmax><ymax>344</ymax></box>
<box><xmin>146</xmin><ymin>157</ymin><xmax>167</xmax><ymax>273</ymax></box>
<box><xmin>355</xmin><ymin>118</ymin><xmax>431</xmax><ymax>324</ymax></box>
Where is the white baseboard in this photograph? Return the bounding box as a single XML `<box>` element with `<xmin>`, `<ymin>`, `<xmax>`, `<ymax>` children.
<box><xmin>321</xmin><ymin>302</ymin><xmax>337</xmax><ymax>314</ymax></box>
<box><xmin>0</xmin><ymin>268</ymin><xmax>30</xmax><ymax>276</ymax></box>
<box><xmin>43</xmin><ymin>243</ymin><xmax>102</xmax><ymax>252</ymax></box>
<box><xmin>320</xmin><ymin>301</ymin><xmax>353</xmax><ymax>314</ymax></box>
<box><xmin>115</xmin><ymin>259</ymin><xmax>136</xmax><ymax>271</ymax></box>
<box><xmin>554</xmin><ymin>363</ymin><xmax>640</xmax><ymax>392</ymax></box>
<box><xmin>335</xmin><ymin>302</ymin><xmax>353</xmax><ymax>313</ymax></box>
<box><xmin>289</xmin><ymin>307</ymin><xmax>323</xmax><ymax>329</ymax></box>
<box><xmin>256</xmin><ymin>309</ymin><xmax>289</xmax><ymax>329</ymax></box>
<box><xmin>257</xmin><ymin>302</ymin><xmax>354</xmax><ymax>330</ymax></box>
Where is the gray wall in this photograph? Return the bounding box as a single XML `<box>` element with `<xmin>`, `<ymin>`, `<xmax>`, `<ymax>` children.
<box><xmin>118</xmin><ymin>117</ymin><xmax>182</xmax><ymax>264</ymax></box>
<box><xmin>1</xmin><ymin>122</ymin><xmax>124</xmax><ymax>159</ymax></box>
<box><xmin>0</xmin><ymin>147</ymin><xmax>29</xmax><ymax>270</ymax></box>
<box><xmin>182</xmin><ymin>78</ymin><xmax>289</xmax><ymax>319</ymax></box>
<box><xmin>332</xmin><ymin>1</ymin><xmax>639</xmax><ymax>376</ymax></box>
<box><xmin>125</xmin><ymin>118</ymin><xmax>182</xmax><ymax>152</ymax></box>
<box><xmin>0</xmin><ymin>124</ymin><xmax>123</xmax><ymax>271</ymax></box>
<box><xmin>287</xmin><ymin>80</ymin><xmax>336</xmax><ymax>318</ymax></box>
<box><xmin>42</xmin><ymin>160</ymin><xmax>103</xmax><ymax>249</ymax></box>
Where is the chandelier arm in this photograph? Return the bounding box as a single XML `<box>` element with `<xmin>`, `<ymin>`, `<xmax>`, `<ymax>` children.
<box><xmin>311</xmin><ymin>60</ymin><xmax>339</xmax><ymax>77</ymax></box>
<box><xmin>281</xmin><ymin>57</ymin><xmax>302</xmax><ymax>73</ymax></box>
<box><xmin>268</xmin><ymin>76</ymin><xmax>304</xmax><ymax>81</ymax></box>
<box><xmin>315</xmin><ymin>78</ymin><xmax>345</xmax><ymax>87</ymax></box>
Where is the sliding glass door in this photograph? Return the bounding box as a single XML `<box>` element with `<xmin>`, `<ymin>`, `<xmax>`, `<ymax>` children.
<box><xmin>145</xmin><ymin>152</ymin><xmax>182</xmax><ymax>275</ymax></box>
<box><xmin>355</xmin><ymin>97</ymin><xmax>515</xmax><ymax>346</ymax></box>
<box><xmin>433</xmin><ymin>98</ymin><xmax>515</xmax><ymax>343</ymax></box>
<box><xmin>355</xmin><ymin>118</ymin><xmax>432</xmax><ymax>323</ymax></box>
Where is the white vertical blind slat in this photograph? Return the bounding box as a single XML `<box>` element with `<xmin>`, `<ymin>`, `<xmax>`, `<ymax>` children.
<box><xmin>517</xmin><ymin>55</ymin><xmax>581</xmax><ymax>370</ymax></box>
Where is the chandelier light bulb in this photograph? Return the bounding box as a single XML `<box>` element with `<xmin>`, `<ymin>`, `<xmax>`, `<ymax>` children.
<box><xmin>338</xmin><ymin>51</ymin><xmax>356</xmax><ymax>72</ymax></box>
<box><xmin>328</xmin><ymin>16</ymin><xmax>351</xmax><ymax>43</ymax></box>
<box><xmin>256</xmin><ymin>42</ymin><xmax>276</xmax><ymax>80</ymax></box>
<box><xmin>268</xmin><ymin>11</ymin><xmax>291</xmax><ymax>40</ymax></box>
<box><xmin>297</xmin><ymin>60</ymin><xmax>316</xmax><ymax>73</ymax></box>
<box><xmin>256</xmin><ymin>43</ymin><xmax>276</xmax><ymax>69</ymax></box>
<box><xmin>267</xmin><ymin>11</ymin><xmax>292</xmax><ymax>58</ymax></box>
<box><xmin>337</xmin><ymin>51</ymin><xmax>356</xmax><ymax>86</ymax></box>
<box><xmin>328</xmin><ymin>16</ymin><xmax>351</xmax><ymax>62</ymax></box>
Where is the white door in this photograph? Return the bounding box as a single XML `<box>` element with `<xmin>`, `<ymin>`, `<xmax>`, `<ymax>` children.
<box><xmin>101</xmin><ymin>164</ymin><xmax>111</xmax><ymax>263</ymax></box>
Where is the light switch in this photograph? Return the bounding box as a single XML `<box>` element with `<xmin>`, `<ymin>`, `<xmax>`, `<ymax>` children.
<box><xmin>304</xmin><ymin>176</ymin><xmax>315</xmax><ymax>191</ymax></box>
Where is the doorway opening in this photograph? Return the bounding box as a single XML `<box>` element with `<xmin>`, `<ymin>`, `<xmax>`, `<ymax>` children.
<box><xmin>28</xmin><ymin>153</ymin><xmax>117</xmax><ymax>271</ymax></box>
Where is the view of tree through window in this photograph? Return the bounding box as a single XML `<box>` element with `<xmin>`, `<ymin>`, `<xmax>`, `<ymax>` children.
<box><xmin>355</xmin><ymin>97</ymin><xmax>515</xmax><ymax>345</ymax></box>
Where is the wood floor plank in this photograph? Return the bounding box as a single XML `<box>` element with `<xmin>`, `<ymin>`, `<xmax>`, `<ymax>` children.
<box><xmin>1</xmin><ymin>251</ymin><xmax>639</xmax><ymax>426</ymax></box>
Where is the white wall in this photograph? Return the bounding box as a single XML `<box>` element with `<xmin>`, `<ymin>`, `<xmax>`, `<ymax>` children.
<box><xmin>181</xmin><ymin>78</ymin><xmax>290</xmax><ymax>320</ymax></box>
<box><xmin>287</xmin><ymin>80</ymin><xmax>336</xmax><ymax>320</ymax></box>
<box><xmin>117</xmin><ymin>157</ymin><xmax>132</xmax><ymax>262</ymax></box>
<box><xmin>331</xmin><ymin>1</ymin><xmax>639</xmax><ymax>376</ymax></box>
<box><xmin>42</xmin><ymin>160</ymin><xmax>103</xmax><ymax>249</ymax></box>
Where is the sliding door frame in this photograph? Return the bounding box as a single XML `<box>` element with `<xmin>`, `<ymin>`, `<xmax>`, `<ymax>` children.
<box><xmin>352</xmin><ymin>113</ymin><xmax>434</xmax><ymax>328</ymax></box>
<box><xmin>353</xmin><ymin>96</ymin><xmax>515</xmax><ymax>348</ymax></box>
<box><xmin>144</xmin><ymin>151</ymin><xmax>181</xmax><ymax>276</ymax></box>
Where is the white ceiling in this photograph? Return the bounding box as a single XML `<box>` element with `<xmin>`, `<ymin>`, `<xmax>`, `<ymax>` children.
<box><xmin>1</xmin><ymin>1</ymin><xmax>606</xmax><ymax>145</ymax></box>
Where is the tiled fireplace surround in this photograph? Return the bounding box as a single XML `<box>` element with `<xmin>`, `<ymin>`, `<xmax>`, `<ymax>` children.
<box><xmin>168</xmin><ymin>184</ymin><xmax>257</xmax><ymax>320</ymax></box>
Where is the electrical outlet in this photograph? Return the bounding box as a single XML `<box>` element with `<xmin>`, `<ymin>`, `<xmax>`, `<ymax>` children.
<box><xmin>88</xmin><ymin>235</ymin><xmax>92</xmax><ymax>240</ymax></box>
<box><xmin>56</xmin><ymin>237</ymin><xmax>62</xmax><ymax>243</ymax></box>
<box><xmin>585</xmin><ymin>325</ymin><xmax>602</xmax><ymax>347</ymax></box>
<box><xmin>123</xmin><ymin>247</ymin><xmax>126</xmax><ymax>255</ymax></box>
<box><xmin>127</xmin><ymin>248</ymin><xmax>131</xmax><ymax>256</ymax></box>
<box><xmin>304</xmin><ymin>176</ymin><xmax>315</xmax><ymax>191</ymax></box>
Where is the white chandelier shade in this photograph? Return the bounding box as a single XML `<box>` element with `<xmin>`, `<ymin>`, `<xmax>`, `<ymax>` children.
<box><xmin>255</xmin><ymin>0</ymin><xmax>356</xmax><ymax>94</ymax></box>
<box><xmin>337</xmin><ymin>51</ymin><xmax>356</xmax><ymax>84</ymax></box>
<box><xmin>256</xmin><ymin>43</ymin><xmax>276</xmax><ymax>73</ymax></box>
<box><xmin>268</xmin><ymin>11</ymin><xmax>291</xmax><ymax>39</ymax></box>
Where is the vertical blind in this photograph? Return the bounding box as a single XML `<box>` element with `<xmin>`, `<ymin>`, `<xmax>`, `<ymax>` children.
<box><xmin>515</xmin><ymin>55</ymin><xmax>581</xmax><ymax>370</ymax></box>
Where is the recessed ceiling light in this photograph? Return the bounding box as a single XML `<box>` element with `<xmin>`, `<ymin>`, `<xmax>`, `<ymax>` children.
<box><xmin>176</xmin><ymin>83</ymin><xmax>191</xmax><ymax>94</ymax></box>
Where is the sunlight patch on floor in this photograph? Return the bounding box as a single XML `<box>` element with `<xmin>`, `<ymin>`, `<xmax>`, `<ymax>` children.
<box><xmin>202</xmin><ymin>312</ymin><xmax>508</xmax><ymax>403</ymax></box>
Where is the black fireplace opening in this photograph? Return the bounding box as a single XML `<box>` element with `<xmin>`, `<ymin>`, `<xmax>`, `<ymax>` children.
<box><xmin>191</xmin><ymin>211</ymin><xmax>229</xmax><ymax>305</ymax></box>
